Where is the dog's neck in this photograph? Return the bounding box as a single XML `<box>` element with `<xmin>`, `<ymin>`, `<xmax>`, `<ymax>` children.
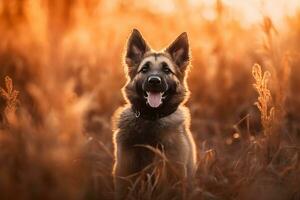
<box><xmin>131</xmin><ymin>104</ymin><xmax>178</xmax><ymax>120</ymax></box>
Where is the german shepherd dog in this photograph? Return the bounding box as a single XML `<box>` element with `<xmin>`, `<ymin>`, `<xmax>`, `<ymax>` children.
<box><xmin>113</xmin><ymin>29</ymin><xmax>197</xmax><ymax>199</ymax></box>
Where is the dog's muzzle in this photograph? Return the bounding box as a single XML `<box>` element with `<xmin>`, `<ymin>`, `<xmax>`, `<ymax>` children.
<box><xmin>148</xmin><ymin>76</ymin><xmax>161</xmax><ymax>86</ymax></box>
<box><xmin>143</xmin><ymin>75</ymin><xmax>168</xmax><ymax>108</ymax></box>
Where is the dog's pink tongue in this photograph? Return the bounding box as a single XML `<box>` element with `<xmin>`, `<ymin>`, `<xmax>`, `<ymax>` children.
<box><xmin>147</xmin><ymin>92</ymin><xmax>162</xmax><ymax>108</ymax></box>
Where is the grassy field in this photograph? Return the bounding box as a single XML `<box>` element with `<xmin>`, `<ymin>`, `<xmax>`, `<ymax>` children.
<box><xmin>0</xmin><ymin>0</ymin><xmax>300</xmax><ymax>199</ymax></box>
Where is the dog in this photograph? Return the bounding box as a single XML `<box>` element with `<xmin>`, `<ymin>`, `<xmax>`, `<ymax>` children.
<box><xmin>112</xmin><ymin>29</ymin><xmax>197</xmax><ymax>199</ymax></box>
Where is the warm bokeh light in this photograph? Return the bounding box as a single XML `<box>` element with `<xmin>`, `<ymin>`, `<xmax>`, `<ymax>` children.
<box><xmin>0</xmin><ymin>0</ymin><xmax>300</xmax><ymax>199</ymax></box>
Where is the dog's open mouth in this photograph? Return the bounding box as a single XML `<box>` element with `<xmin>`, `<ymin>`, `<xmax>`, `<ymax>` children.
<box><xmin>144</xmin><ymin>91</ymin><xmax>167</xmax><ymax>108</ymax></box>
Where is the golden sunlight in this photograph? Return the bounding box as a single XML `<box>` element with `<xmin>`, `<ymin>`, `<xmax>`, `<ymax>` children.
<box><xmin>1</xmin><ymin>0</ymin><xmax>300</xmax><ymax>199</ymax></box>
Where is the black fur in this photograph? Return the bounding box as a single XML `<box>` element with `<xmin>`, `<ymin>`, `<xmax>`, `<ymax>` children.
<box><xmin>112</xmin><ymin>29</ymin><xmax>196</xmax><ymax>199</ymax></box>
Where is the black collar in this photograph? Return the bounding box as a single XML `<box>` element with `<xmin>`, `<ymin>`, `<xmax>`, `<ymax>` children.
<box><xmin>132</xmin><ymin>105</ymin><xmax>178</xmax><ymax>120</ymax></box>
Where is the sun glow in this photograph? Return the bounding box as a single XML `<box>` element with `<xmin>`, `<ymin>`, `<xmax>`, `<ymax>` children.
<box><xmin>111</xmin><ymin>0</ymin><xmax>300</xmax><ymax>26</ymax></box>
<box><xmin>1</xmin><ymin>0</ymin><xmax>300</xmax><ymax>199</ymax></box>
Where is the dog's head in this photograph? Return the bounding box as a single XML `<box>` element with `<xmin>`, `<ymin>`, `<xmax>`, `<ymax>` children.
<box><xmin>123</xmin><ymin>29</ymin><xmax>190</xmax><ymax>117</ymax></box>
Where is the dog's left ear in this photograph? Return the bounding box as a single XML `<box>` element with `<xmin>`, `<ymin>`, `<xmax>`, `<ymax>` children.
<box><xmin>165</xmin><ymin>32</ymin><xmax>189</xmax><ymax>71</ymax></box>
<box><xmin>125</xmin><ymin>29</ymin><xmax>150</xmax><ymax>67</ymax></box>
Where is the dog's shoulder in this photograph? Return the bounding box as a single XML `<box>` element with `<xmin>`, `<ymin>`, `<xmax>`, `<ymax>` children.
<box><xmin>160</xmin><ymin>105</ymin><xmax>190</xmax><ymax>127</ymax></box>
<box><xmin>112</xmin><ymin>104</ymin><xmax>135</xmax><ymax>131</ymax></box>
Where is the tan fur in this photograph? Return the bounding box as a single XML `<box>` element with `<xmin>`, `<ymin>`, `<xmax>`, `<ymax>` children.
<box><xmin>112</xmin><ymin>105</ymin><xmax>196</xmax><ymax>199</ymax></box>
<box><xmin>112</xmin><ymin>29</ymin><xmax>196</xmax><ymax>199</ymax></box>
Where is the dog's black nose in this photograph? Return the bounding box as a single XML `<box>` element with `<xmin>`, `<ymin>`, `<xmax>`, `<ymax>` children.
<box><xmin>148</xmin><ymin>76</ymin><xmax>161</xmax><ymax>85</ymax></box>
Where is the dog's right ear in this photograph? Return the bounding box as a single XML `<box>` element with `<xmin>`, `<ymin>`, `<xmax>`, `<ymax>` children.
<box><xmin>125</xmin><ymin>29</ymin><xmax>150</xmax><ymax>67</ymax></box>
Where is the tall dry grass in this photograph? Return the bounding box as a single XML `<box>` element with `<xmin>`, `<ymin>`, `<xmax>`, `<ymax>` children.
<box><xmin>0</xmin><ymin>0</ymin><xmax>300</xmax><ymax>199</ymax></box>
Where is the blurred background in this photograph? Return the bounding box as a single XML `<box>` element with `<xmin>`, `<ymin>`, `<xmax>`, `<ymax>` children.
<box><xmin>0</xmin><ymin>0</ymin><xmax>300</xmax><ymax>199</ymax></box>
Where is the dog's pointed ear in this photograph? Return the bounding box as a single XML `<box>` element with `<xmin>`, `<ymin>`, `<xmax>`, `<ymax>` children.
<box><xmin>165</xmin><ymin>32</ymin><xmax>189</xmax><ymax>71</ymax></box>
<box><xmin>125</xmin><ymin>29</ymin><xmax>150</xmax><ymax>67</ymax></box>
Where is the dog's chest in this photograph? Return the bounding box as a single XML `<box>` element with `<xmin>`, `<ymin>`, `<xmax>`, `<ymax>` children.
<box><xmin>122</xmin><ymin>117</ymin><xmax>182</xmax><ymax>147</ymax></box>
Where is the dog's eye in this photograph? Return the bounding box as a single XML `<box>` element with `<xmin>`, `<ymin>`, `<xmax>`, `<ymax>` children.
<box><xmin>163</xmin><ymin>68</ymin><xmax>171</xmax><ymax>74</ymax></box>
<box><xmin>140</xmin><ymin>62</ymin><xmax>150</xmax><ymax>73</ymax></box>
<box><xmin>162</xmin><ymin>62</ymin><xmax>171</xmax><ymax>74</ymax></box>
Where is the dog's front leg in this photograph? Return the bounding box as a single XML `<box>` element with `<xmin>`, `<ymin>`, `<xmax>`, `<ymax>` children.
<box><xmin>113</xmin><ymin>145</ymin><xmax>136</xmax><ymax>200</ymax></box>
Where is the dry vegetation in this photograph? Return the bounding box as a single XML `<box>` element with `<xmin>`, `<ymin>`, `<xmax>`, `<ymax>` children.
<box><xmin>0</xmin><ymin>0</ymin><xmax>300</xmax><ymax>199</ymax></box>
